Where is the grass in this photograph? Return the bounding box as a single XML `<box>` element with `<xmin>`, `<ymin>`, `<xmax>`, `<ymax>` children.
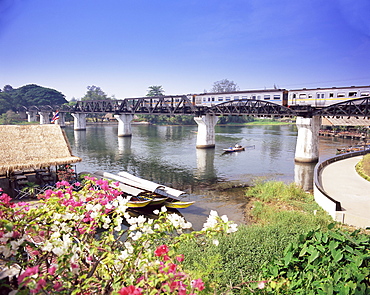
<box><xmin>177</xmin><ymin>180</ymin><xmax>333</xmax><ymax>293</ymax></box>
<box><xmin>356</xmin><ymin>153</ymin><xmax>370</xmax><ymax>182</ymax></box>
<box><xmin>244</xmin><ymin>119</ymin><xmax>293</xmax><ymax>125</ymax></box>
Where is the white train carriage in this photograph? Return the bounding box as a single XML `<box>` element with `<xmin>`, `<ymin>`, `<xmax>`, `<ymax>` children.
<box><xmin>192</xmin><ymin>89</ymin><xmax>289</xmax><ymax>106</ymax></box>
<box><xmin>288</xmin><ymin>86</ymin><xmax>370</xmax><ymax>107</ymax></box>
<box><xmin>191</xmin><ymin>85</ymin><xmax>370</xmax><ymax>108</ymax></box>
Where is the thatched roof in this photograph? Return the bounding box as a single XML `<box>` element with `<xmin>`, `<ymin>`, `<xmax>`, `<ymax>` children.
<box><xmin>0</xmin><ymin>124</ymin><xmax>81</xmax><ymax>175</ymax></box>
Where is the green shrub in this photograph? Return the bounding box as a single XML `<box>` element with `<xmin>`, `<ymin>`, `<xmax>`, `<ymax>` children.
<box><xmin>178</xmin><ymin>223</ymin><xmax>329</xmax><ymax>294</ymax></box>
<box><xmin>262</xmin><ymin>224</ymin><xmax>370</xmax><ymax>294</ymax></box>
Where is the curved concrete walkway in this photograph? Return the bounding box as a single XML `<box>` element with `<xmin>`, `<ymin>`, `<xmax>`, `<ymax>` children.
<box><xmin>321</xmin><ymin>156</ymin><xmax>370</xmax><ymax>228</ymax></box>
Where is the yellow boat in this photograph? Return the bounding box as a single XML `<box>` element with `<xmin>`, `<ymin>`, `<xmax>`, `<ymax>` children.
<box><xmin>126</xmin><ymin>199</ymin><xmax>151</xmax><ymax>208</ymax></box>
<box><xmin>164</xmin><ymin>201</ymin><xmax>195</xmax><ymax>209</ymax></box>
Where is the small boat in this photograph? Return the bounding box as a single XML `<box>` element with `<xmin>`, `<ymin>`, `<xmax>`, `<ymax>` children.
<box><xmin>164</xmin><ymin>200</ymin><xmax>195</xmax><ymax>209</ymax></box>
<box><xmin>223</xmin><ymin>144</ymin><xmax>245</xmax><ymax>153</ymax></box>
<box><xmin>126</xmin><ymin>196</ymin><xmax>152</xmax><ymax>208</ymax></box>
<box><xmin>126</xmin><ymin>199</ymin><xmax>152</xmax><ymax>208</ymax></box>
<box><xmin>146</xmin><ymin>197</ymin><xmax>168</xmax><ymax>206</ymax></box>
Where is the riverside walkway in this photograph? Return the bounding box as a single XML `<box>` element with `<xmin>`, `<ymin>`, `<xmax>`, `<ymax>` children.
<box><xmin>321</xmin><ymin>156</ymin><xmax>370</xmax><ymax>228</ymax></box>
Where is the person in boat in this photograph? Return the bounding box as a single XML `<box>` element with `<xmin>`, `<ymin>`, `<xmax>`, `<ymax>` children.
<box><xmin>235</xmin><ymin>144</ymin><xmax>241</xmax><ymax>148</ymax></box>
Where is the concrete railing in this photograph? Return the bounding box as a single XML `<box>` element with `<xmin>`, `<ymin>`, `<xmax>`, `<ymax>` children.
<box><xmin>314</xmin><ymin>149</ymin><xmax>370</xmax><ymax>223</ymax></box>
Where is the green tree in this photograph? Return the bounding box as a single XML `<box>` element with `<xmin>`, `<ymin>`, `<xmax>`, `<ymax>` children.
<box><xmin>211</xmin><ymin>79</ymin><xmax>239</xmax><ymax>93</ymax></box>
<box><xmin>81</xmin><ymin>86</ymin><xmax>111</xmax><ymax>122</ymax></box>
<box><xmin>3</xmin><ymin>85</ymin><xmax>14</xmax><ymax>93</ymax></box>
<box><xmin>0</xmin><ymin>84</ymin><xmax>67</xmax><ymax>115</ymax></box>
<box><xmin>0</xmin><ymin>110</ymin><xmax>21</xmax><ymax>124</ymax></box>
<box><xmin>0</xmin><ymin>92</ymin><xmax>12</xmax><ymax>114</ymax></box>
<box><xmin>146</xmin><ymin>85</ymin><xmax>165</xmax><ymax>97</ymax></box>
<box><xmin>13</xmin><ymin>84</ymin><xmax>67</xmax><ymax>107</ymax></box>
<box><xmin>81</xmin><ymin>85</ymin><xmax>110</xmax><ymax>101</ymax></box>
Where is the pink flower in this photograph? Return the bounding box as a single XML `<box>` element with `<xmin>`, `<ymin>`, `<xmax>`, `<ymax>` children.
<box><xmin>191</xmin><ymin>279</ymin><xmax>205</xmax><ymax>291</ymax></box>
<box><xmin>48</xmin><ymin>266</ymin><xmax>56</xmax><ymax>276</ymax></box>
<box><xmin>53</xmin><ymin>281</ymin><xmax>62</xmax><ymax>291</ymax></box>
<box><xmin>258</xmin><ymin>281</ymin><xmax>266</xmax><ymax>289</ymax></box>
<box><xmin>176</xmin><ymin>254</ymin><xmax>185</xmax><ymax>262</ymax></box>
<box><xmin>118</xmin><ymin>285</ymin><xmax>143</xmax><ymax>295</ymax></box>
<box><xmin>18</xmin><ymin>266</ymin><xmax>39</xmax><ymax>285</ymax></box>
<box><xmin>154</xmin><ymin>244</ymin><xmax>169</xmax><ymax>257</ymax></box>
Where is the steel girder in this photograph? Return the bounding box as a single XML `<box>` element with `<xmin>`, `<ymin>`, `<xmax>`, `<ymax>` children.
<box><xmin>69</xmin><ymin>95</ymin><xmax>195</xmax><ymax>115</ymax></box>
<box><xmin>314</xmin><ymin>96</ymin><xmax>370</xmax><ymax>118</ymax></box>
<box><xmin>21</xmin><ymin>96</ymin><xmax>370</xmax><ymax>118</ymax></box>
<box><xmin>205</xmin><ymin>99</ymin><xmax>296</xmax><ymax>117</ymax></box>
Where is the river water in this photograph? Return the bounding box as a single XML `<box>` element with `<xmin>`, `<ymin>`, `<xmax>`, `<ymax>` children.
<box><xmin>64</xmin><ymin>124</ymin><xmax>357</xmax><ymax>230</ymax></box>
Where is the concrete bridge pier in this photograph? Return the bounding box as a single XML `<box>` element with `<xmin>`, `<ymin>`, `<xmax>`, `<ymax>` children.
<box><xmin>38</xmin><ymin>112</ymin><xmax>50</xmax><ymax>125</ymax></box>
<box><xmin>194</xmin><ymin>114</ymin><xmax>219</xmax><ymax>149</ymax></box>
<box><xmin>26</xmin><ymin>111</ymin><xmax>37</xmax><ymax>122</ymax></box>
<box><xmin>114</xmin><ymin>114</ymin><xmax>134</xmax><ymax>137</ymax></box>
<box><xmin>294</xmin><ymin>116</ymin><xmax>321</xmax><ymax>163</ymax></box>
<box><xmin>72</xmin><ymin>113</ymin><xmax>87</xmax><ymax>131</ymax></box>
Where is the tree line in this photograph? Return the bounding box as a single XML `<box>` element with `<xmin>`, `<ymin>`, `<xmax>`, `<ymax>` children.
<box><xmin>0</xmin><ymin>79</ymin><xmax>249</xmax><ymax>124</ymax></box>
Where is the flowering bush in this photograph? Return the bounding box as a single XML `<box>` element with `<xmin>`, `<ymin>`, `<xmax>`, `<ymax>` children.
<box><xmin>0</xmin><ymin>177</ymin><xmax>239</xmax><ymax>294</ymax></box>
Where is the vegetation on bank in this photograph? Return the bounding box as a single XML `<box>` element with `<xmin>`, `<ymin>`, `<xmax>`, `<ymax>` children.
<box><xmin>177</xmin><ymin>181</ymin><xmax>369</xmax><ymax>294</ymax></box>
<box><xmin>1</xmin><ymin>178</ymin><xmax>369</xmax><ymax>294</ymax></box>
<box><xmin>134</xmin><ymin>115</ymin><xmax>292</xmax><ymax>126</ymax></box>
<box><xmin>356</xmin><ymin>153</ymin><xmax>370</xmax><ymax>182</ymax></box>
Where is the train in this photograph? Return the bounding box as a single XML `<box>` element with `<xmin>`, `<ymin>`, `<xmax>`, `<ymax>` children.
<box><xmin>190</xmin><ymin>85</ymin><xmax>370</xmax><ymax>108</ymax></box>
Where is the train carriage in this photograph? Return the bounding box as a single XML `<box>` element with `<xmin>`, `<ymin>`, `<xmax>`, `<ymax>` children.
<box><xmin>192</xmin><ymin>85</ymin><xmax>370</xmax><ymax>108</ymax></box>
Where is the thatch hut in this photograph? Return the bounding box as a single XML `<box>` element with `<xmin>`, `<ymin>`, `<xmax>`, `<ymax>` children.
<box><xmin>0</xmin><ymin>125</ymin><xmax>81</xmax><ymax>196</ymax></box>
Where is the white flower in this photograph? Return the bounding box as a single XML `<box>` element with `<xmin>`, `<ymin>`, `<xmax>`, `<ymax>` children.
<box><xmin>161</xmin><ymin>206</ymin><xmax>167</xmax><ymax>213</ymax></box>
<box><xmin>227</xmin><ymin>223</ymin><xmax>238</xmax><ymax>233</ymax></box>
<box><xmin>124</xmin><ymin>242</ymin><xmax>134</xmax><ymax>254</ymax></box>
<box><xmin>202</xmin><ymin>212</ymin><xmax>218</xmax><ymax>231</ymax></box>
<box><xmin>117</xmin><ymin>250</ymin><xmax>129</xmax><ymax>260</ymax></box>
<box><xmin>129</xmin><ymin>231</ymin><xmax>142</xmax><ymax>241</ymax></box>
<box><xmin>210</xmin><ymin>210</ymin><xmax>218</xmax><ymax>217</ymax></box>
<box><xmin>221</xmin><ymin>215</ymin><xmax>229</xmax><ymax>223</ymax></box>
<box><xmin>114</xmin><ymin>216</ymin><xmax>123</xmax><ymax>231</ymax></box>
<box><xmin>42</xmin><ymin>241</ymin><xmax>53</xmax><ymax>252</ymax></box>
<box><xmin>52</xmin><ymin>246</ymin><xmax>64</xmax><ymax>256</ymax></box>
<box><xmin>153</xmin><ymin>209</ymin><xmax>160</xmax><ymax>215</ymax></box>
<box><xmin>141</xmin><ymin>225</ymin><xmax>154</xmax><ymax>234</ymax></box>
<box><xmin>167</xmin><ymin>213</ymin><xmax>192</xmax><ymax>229</ymax></box>
<box><xmin>50</xmin><ymin>231</ymin><xmax>61</xmax><ymax>239</ymax></box>
<box><xmin>213</xmin><ymin>239</ymin><xmax>219</xmax><ymax>246</ymax></box>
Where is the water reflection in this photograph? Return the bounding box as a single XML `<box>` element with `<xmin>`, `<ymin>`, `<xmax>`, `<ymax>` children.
<box><xmin>65</xmin><ymin>124</ymin><xmax>345</xmax><ymax>188</ymax></box>
<box><xmin>118</xmin><ymin>137</ymin><xmax>132</xmax><ymax>154</ymax></box>
<box><xmin>294</xmin><ymin>162</ymin><xmax>316</xmax><ymax>191</ymax></box>
<box><xmin>74</xmin><ymin>130</ymin><xmax>86</xmax><ymax>149</ymax></box>
<box><xmin>195</xmin><ymin>148</ymin><xmax>217</xmax><ymax>181</ymax></box>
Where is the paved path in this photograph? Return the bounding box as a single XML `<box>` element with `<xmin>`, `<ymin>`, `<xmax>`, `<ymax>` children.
<box><xmin>321</xmin><ymin>156</ymin><xmax>370</xmax><ymax>228</ymax></box>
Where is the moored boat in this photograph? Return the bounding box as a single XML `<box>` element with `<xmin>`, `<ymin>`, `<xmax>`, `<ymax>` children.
<box><xmin>127</xmin><ymin>198</ymin><xmax>152</xmax><ymax>208</ymax></box>
<box><xmin>164</xmin><ymin>200</ymin><xmax>195</xmax><ymax>209</ymax></box>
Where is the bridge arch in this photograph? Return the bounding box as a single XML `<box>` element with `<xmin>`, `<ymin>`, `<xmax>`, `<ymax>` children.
<box><xmin>314</xmin><ymin>96</ymin><xmax>370</xmax><ymax>118</ymax></box>
<box><xmin>205</xmin><ymin>99</ymin><xmax>296</xmax><ymax>117</ymax></box>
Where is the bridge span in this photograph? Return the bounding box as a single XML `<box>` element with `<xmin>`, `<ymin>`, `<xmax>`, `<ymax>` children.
<box><xmin>22</xmin><ymin>96</ymin><xmax>370</xmax><ymax>163</ymax></box>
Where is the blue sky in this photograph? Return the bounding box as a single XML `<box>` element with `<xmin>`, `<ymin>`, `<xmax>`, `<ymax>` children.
<box><xmin>1</xmin><ymin>0</ymin><xmax>369</xmax><ymax>100</ymax></box>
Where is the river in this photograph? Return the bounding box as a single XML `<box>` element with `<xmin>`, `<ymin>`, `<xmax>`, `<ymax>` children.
<box><xmin>64</xmin><ymin>124</ymin><xmax>357</xmax><ymax>230</ymax></box>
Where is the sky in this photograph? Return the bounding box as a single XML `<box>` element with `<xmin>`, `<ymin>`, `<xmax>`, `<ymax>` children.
<box><xmin>1</xmin><ymin>0</ymin><xmax>370</xmax><ymax>101</ymax></box>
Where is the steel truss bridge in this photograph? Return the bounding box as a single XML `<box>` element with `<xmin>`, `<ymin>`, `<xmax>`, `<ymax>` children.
<box><xmin>25</xmin><ymin>95</ymin><xmax>370</xmax><ymax>118</ymax></box>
